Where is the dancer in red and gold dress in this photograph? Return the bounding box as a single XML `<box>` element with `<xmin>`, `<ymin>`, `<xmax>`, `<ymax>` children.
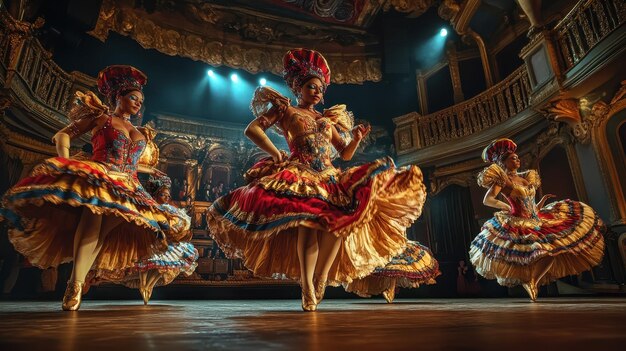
<box><xmin>207</xmin><ymin>49</ymin><xmax>428</xmax><ymax>311</ymax></box>
<box><xmin>87</xmin><ymin>174</ymin><xmax>198</xmax><ymax>305</ymax></box>
<box><xmin>470</xmin><ymin>138</ymin><xmax>605</xmax><ymax>301</ymax></box>
<box><xmin>0</xmin><ymin>66</ymin><xmax>190</xmax><ymax>310</ymax></box>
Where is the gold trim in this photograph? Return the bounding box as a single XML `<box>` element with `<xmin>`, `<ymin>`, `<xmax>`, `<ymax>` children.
<box><xmin>589</xmin><ymin>81</ymin><xmax>626</xmax><ymax>224</ymax></box>
<box><xmin>88</xmin><ymin>0</ymin><xmax>383</xmax><ymax>84</ymax></box>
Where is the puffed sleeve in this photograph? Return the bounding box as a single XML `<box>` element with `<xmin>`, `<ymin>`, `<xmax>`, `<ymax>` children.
<box><xmin>60</xmin><ymin>91</ymin><xmax>108</xmax><ymax>139</ymax></box>
<box><xmin>522</xmin><ymin>169</ymin><xmax>541</xmax><ymax>188</ymax></box>
<box><xmin>477</xmin><ymin>164</ymin><xmax>508</xmax><ymax>189</ymax></box>
<box><xmin>323</xmin><ymin>104</ymin><xmax>354</xmax><ymax>151</ymax></box>
<box><xmin>249</xmin><ymin>86</ymin><xmax>290</xmax><ymax>131</ymax></box>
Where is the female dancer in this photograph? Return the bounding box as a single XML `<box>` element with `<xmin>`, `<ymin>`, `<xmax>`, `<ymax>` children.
<box><xmin>0</xmin><ymin>65</ymin><xmax>190</xmax><ymax>310</ymax></box>
<box><xmin>87</xmin><ymin>174</ymin><xmax>198</xmax><ymax>305</ymax></box>
<box><xmin>470</xmin><ymin>138</ymin><xmax>605</xmax><ymax>301</ymax></box>
<box><xmin>207</xmin><ymin>49</ymin><xmax>427</xmax><ymax>311</ymax></box>
<box><xmin>344</xmin><ymin>240</ymin><xmax>440</xmax><ymax>303</ymax></box>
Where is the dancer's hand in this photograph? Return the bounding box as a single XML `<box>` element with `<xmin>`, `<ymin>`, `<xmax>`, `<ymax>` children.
<box><xmin>537</xmin><ymin>193</ymin><xmax>556</xmax><ymax>210</ymax></box>
<box><xmin>540</xmin><ymin>194</ymin><xmax>556</xmax><ymax>203</ymax></box>
<box><xmin>352</xmin><ymin>124</ymin><xmax>371</xmax><ymax>141</ymax></box>
<box><xmin>271</xmin><ymin>150</ymin><xmax>284</xmax><ymax>163</ymax></box>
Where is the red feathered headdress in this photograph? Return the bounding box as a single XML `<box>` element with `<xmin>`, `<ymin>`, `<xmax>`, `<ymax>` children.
<box><xmin>97</xmin><ymin>65</ymin><xmax>147</xmax><ymax>106</ymax></box>
<box><xmin>482</xmin><ymin>138</ymin><xmax>517</xmax><ymax>163</ymax></box>
<box><xmin>282</xmin><ymin>49</ymin><xmax>331</xmax><ymax>95</ymax></box>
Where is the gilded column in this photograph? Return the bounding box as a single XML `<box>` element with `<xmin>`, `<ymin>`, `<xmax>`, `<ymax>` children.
<box><xmin>446</xmin><ymin>42</ymin><xmax>465</xmax><ymax>103</ymax></box>
<box><xmin>184</xmin><ymin>159</ymin><xmax>199</xmax><ymax>200</ymax></box>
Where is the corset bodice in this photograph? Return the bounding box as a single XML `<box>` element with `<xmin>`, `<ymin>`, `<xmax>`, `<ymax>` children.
<box><xmin>91</xmin><ymin>116</ymin><xmax>146</xmax><ymax>174</ymax></box>
<box><xmin>503</xmin><ymin>183</ymin><xmax>538</xmax><ymax>219</ymax></box>
<box><xmin>283</xmin><ymin>112</ymin><xmax>335</xmax><ymax>172</ymax></box>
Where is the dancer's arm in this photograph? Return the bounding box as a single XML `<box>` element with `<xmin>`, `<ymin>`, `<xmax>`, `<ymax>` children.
<box><xmin>52</xmin><ymin>116</ymin><xmax>99</xmax><ymax>158</ymax></box>
<box><xmin>333</xmin><ymin>124</ymin><xmax>370</xmax><ymax>161</ymax></box>
<box><xmin>483</xmin><ymin>184</ymin><xmax>512</xmax><ymax>212</ymax></box>
<box><xmin>245</xmin><ymin>119</ymin><xmax>283</xmax><ymax>162</ymax></box>
<box><xmin>536</xmin><ymin>194</ymin><xmax>556</xmax><ymax>210</ymax></box>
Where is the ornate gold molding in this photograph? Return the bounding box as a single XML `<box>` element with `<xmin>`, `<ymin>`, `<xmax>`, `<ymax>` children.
<box><xmin>384</xmin><ymin>0</ymin><xmax>436</xmax><ymax>16</ymax></box>
<box><xmin>544</xmin><ymin>83</ymin><xmax>626</xmax><ymax>145</ymax></box>
<box><xmin>589</xmin><ymin>80</ymin><xmax>626</xmax><ymax>224</ymax></box>
<box><xmin>543</xmin><ymin>98</ymin><xmax>589</xmax><ymax>143</ymax></box>
<box><xmin>89</xmin><ymin>0</ymin><xmax>383</xmax><ymax>84</ymax></box>
<box><xmin>429</xmin><ymin>170</ymin><xmax>475</xmax><ymax>195</ymax></box>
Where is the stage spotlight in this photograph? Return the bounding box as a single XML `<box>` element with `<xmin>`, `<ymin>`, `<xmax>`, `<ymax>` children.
<box><xmin>231</xmin><ymin>73</ymin><xmax>239</xmax><ymax>82</ymax></box>
<box><xmin>440</xmin><ymin>28</ymin><xmax>448</xmax><ymax>37</ymax></box>
<box><xmin>207</xmin><ymin>69</ymin><xmax>215</xmax><ymax>77</ymax></box>
<box><xmin>259</xmin><ymin>78</ymin><xmax>267</xmax><ymax>86</ymax></box>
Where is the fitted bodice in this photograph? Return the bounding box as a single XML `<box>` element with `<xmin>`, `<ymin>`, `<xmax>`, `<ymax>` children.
<box><xmin>502</xmin><ymin>181</ymin><xmax>538</xmax><ymax>219</ymax></box>
<box><xmin>91</xmin><ymin>116</ymin><xmax>146</xmax><ymax>174</ymax></box>
<box><xmin>281</xmin><ymin>111</ymin><xmax>336</xmax><ymax>172</ymax></box>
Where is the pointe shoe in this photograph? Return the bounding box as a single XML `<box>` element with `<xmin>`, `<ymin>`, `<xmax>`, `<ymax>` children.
<box><xmin>62</xmin><ymin>281</ymin><xmax>84</xmax><ymax>311</ymax></box>
<box><xmin>314</xmin><ymin>278</ymin><xmax>327</xmax><ymax>304</ymax></box>
<box><xmin>301</xmin><ymin>286</ymin><xmax>317</xmax><ymax>312</ymax></box>
<box><xmin>382</xmin><ymin>285</ymin><xmax>396</xmax><ymax>304</ymax></box>
<box><xmin>140</xmin><ymin>288</ymin><xmax>152</xmax><ymax>305</ymax></box>
<box><xmin>522</xmin><ymin>282</ymin><xmax>538</xmax><ymax>302</ymax></box>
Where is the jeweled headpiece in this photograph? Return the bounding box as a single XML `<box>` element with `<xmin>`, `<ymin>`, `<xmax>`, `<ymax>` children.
<box><xmin>282</xmin><ymin>49</ymin><xmax>331</xmax><ymax>96</ymax></box>
<box><xmin>146</xmin><ymin>173</ymin><xmax>172</xmax><ymax>197</ymax></box>
<box><xmin>97</xmin><ymin>65</ymin><xmax>147</xmax><ymax>106</ymax></box>
<box><xmin>482</xmin><ymin>138</ymin><xmax>517</xmax><ymax>163</ymax></box>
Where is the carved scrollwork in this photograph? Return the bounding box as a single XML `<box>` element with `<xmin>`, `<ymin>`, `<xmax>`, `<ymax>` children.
<box><xmin>544</xmin><ymin>82</ymin><xmax>626</xmax><ymax>144</ymax></box>
<box><xmin>543</xmin><ymin>98</ymin><xmax>590</xmax><ymax>143</ymax></box>
<box><xmin>89</xmin><ymin>0</ymin><xmax>382</xmax><ymax>84</ymax></box>
<box><xmin>384</xmin><ymin>0</ymin><xmax>436</xmax><ymax>16</ymax></box>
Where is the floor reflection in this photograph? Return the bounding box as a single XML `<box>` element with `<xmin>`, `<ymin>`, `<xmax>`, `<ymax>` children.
<box><xmin>0</xmin><ymin>298</ymin><xmax>625</xmax><ymax>351</ymax></box>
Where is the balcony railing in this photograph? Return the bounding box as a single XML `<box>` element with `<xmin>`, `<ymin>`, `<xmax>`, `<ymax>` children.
<box><xmin>415</xmin><ymin>66</ymin><xmax>531</xmax><ymax>149</ymax></box>
<box><xmin>395</xmin><ymin>0</ymin><xmax>624</xmax><ymax>154</ymax></box>
<box><xmin>0</xmin><ymin>11</ymin><xmax>94</xmax><ymax>122</ymax></box>
<box><xmin>555</xmin><ymin>0</ymin><xmax>625</xmax><ymax>72</ymax></box>
<box><xmin>15</xmin><ymin>38</ymin><xmax>75</xmax><ymax>113</ymax></box>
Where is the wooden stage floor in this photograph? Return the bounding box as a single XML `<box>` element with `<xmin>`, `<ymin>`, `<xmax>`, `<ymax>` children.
<box><xmin>1</xmin><ymin>298</ymin><xmax>625</xmax><ymax>351</ymax></box>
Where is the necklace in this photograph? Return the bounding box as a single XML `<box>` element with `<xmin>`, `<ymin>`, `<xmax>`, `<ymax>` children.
<box><xmin>112</xmin><ymin>113</ymin><xmax>131</xmax><ymax>122</ymax></box>
<box><xmin>297</xmin><ymin>105</ymin><xmax>320</xmax><ymax>115</ymax></box>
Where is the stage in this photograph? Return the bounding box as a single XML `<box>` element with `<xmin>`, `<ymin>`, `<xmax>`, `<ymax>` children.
<box><xmin>0</xmin><ymin>298</ymin><xmax>624</xmax><ymax>350</ymax></box>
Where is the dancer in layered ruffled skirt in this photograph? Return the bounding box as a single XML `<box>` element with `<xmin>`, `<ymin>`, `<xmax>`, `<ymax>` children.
<box><xmin>87</xmin><ymin>174</ymin><xmax>198</xmax><ymax>304</ymax></box>
<box><xmin>0</xmin><ymin>66</ymin><xmax>191</xmax><ymax>310</ymax></box>
<box><xmin>345</xmin><ymin>241</ymin><xmax>440</xmax><ymax>303</ymax></box>
<box><xmin>206</xmin><ymin>49</ymin><xmax>427</xmax><ymax>311</ymax></box>
<box><xmin>469</xmin><ymin>138</ymin><xmax>605</xmax><ymax>301</ymax></box>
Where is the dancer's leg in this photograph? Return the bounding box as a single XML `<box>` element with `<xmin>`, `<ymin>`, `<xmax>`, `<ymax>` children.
<box><xmin>297</xmin><ymin>227</ymin><xmax>319</xmax><ymax>311</ymax></box>
<box><xmin>313</xmin><ymin>231</ymin><xmax>341</xmax><ymax>303</ymax></box>
<box><xmin>382</xmin><ymin>279</ymin><xmax>397</xmax><ymax>303</ymax></box>
<box><xmin>69</xmin><ymin>208</ymin><xmax>103</xmax><ymax>284</ymax></box>
<box><xmin>64</xmin><ymin>208</ymin><xmax>103</xmax><ymax>310</ymax></box>
<box><xmin>140</xmin><ymin>270</ymin><xmax>161</xmax><ymax>305</ymax></box>
<box><xmin>523</xmin><ymin>256</ymin><xmax>555</xmax><ymax>302</ymax></box>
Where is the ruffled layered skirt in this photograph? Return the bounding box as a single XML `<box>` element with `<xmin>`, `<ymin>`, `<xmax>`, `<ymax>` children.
<box><xmin>87</xmin><ymin>242</ymin><xmax>198</xmax><ymax>289</ymax></box>
<box><xmin>0</xmin><ymin>157</ymin><xmax>191</xmax><ymax>272</ymax></box>
<box><xmin>469</xmin><ymin>200</ymin><xmax>605</xmax><ymax>286</ymax></box>
<box><xmin>207</xmin><ymin>156</ymin><xmax>427</xmax><ymax>285</ymax></box>
<box><xmin>344</xmin><ymin>241</ymin><xmax>440</xmax><ymax>297</ymax></box>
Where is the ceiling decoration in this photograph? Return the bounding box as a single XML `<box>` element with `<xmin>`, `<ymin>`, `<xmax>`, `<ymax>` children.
<box><xmin>88</xmin><ymin>0</ymin><xmax>438</xmax><ymax>84</ymax></box>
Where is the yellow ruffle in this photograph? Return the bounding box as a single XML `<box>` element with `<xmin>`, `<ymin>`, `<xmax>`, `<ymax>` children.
<box><xmin>4</xmin><ymin>159</ymin><xmax>191</xmax><ymax>271</ymax></box>
<box><xmin>345</xmin><ymin>246</ymin><xmax>440</xmax><ymax>297</ymax></box>
<box><xmin>207</xmin><ymin>164</ymin><xmax>427</xmax><ymax>285</ymax></box>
